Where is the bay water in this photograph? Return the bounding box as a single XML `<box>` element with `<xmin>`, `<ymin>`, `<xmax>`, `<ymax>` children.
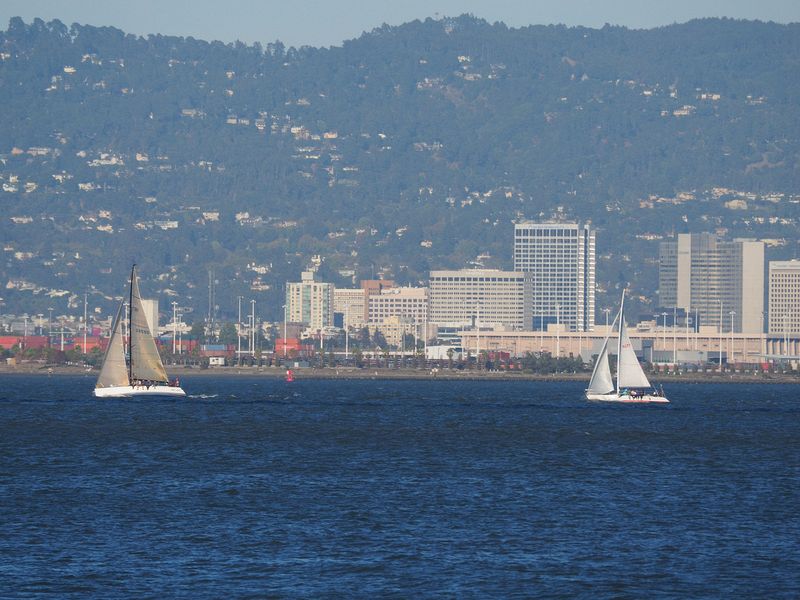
<box><xmin>1</xmin><ymin>375</ymin><xmax>798</xmax><ymax>597</ymax></box>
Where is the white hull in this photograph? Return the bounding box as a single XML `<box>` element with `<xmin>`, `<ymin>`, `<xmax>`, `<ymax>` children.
<box><xmin>585</xmin><ymin>392</ymin><xmax>669</xmax><ymax>404</ymax></box>
<box><xmin>93</xmin><ymin>385</ymin><xmax>186</xmax><ymax>398</ymax></box>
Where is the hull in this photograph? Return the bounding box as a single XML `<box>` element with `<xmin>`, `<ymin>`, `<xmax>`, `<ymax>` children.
<box><xmin>94</xmin><ymin>385</ymin><xmax>186</xmax><ymax>398</ymax></box>
<box><xmin>586</xmin><ymin>391</ymin><xmax>669</xmax><ymax>404</ymax></box>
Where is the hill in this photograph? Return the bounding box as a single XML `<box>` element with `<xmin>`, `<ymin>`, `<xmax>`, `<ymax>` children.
<box><xmin>1</xmin><ymin>15</ymin><xmax>798</xmax><ymax>321</ymax></box>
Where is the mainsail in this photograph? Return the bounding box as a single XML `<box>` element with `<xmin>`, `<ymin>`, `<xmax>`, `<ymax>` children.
<box><xmin>96</xmin><ymin>303</ymin><xmax>129</xmax><ymax>389</ymax></box>
<box><xmin>616</xmin><ymin>293</ymin><xmax>651</xmax><ymax>390</ymax></box>
<box><xmin>129</xmin><ymin>266</ymin><xmax>168</xmax><ymax>383</ymax></box>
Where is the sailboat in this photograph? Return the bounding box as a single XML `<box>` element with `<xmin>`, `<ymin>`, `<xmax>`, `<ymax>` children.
<box><xmin>585</xmin><ymin>290</ymin><xmax>669</xmax><ymax>403</ymax></box>
<box><xmin>94</xmin><ymin>265</ymin><xmax>186</xmax><ymax>398</ymax></box>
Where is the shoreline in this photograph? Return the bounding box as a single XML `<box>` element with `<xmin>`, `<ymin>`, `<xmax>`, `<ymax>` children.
<box><xmin>1</xmin><ymin>364</ymin><xmax>799</xmax><ymax>384</ymax></box>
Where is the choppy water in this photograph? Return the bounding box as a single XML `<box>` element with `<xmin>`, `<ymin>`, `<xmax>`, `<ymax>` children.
<box><xmin>1</xmin><ymin>375</ymin><xmax>799</xmax><ymax>597</ymax></box>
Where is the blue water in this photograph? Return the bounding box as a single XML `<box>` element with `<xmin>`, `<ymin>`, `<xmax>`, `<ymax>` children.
<box><xmin>1</xmin><ymin>375</ymin><xmax>799</xmax><ymax>597</ymax></box>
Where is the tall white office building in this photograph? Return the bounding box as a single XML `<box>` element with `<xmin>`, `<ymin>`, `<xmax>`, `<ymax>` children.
<box><xmin>513</xmin><ymin>222</ymin><xmax>595</xmax><ymax>332</ymax></box>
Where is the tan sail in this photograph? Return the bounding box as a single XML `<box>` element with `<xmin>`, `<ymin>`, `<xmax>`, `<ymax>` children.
<box><xmin>96</xmin><ymin>303</ymin><xmax>130</xmax><ymax>389</ymax></box>
<box><xmin>129</xmin><ymin>267</ymin><xmax>169</xmax><ymax>383</ymax></box>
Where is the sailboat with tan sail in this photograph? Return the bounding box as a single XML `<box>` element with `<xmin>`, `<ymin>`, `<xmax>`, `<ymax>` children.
<box><xmin>93</xmin><ymin>265</ymin><xmax>186</xmax><ymax>398</ymax></box>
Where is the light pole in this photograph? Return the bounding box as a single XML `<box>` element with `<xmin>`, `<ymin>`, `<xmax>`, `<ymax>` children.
<box><xmin>603</xmin><ymin>307</ymin><xmax>611</xmax><ymax>331</ymax></box>
<box><xmin>729</xmin><ymin>310</ymin><xmax>736</xmax><ymax>365</ymax></box>
<box><xmin>282</xmin><ymin>304</ymin><xmax>287</xmax><ymax>359</ymax></box>
<box><xmin>423</xmin><ymin>309</ymin><xmax>428</xmax><ymax>361</ymax></box>
<box><xmin>83</xmin><ymin>292</ymin><xmax>88</xmax><ymax>355</ymax></box>
<box><xmin>539</xmin><ymin>310</ymin><xmax>544</xmax><ymax>352</ymax></box>
<box><xmin>48</xmin><ymin>307</ymin><xmax>53</xmax><ymax>344</ymax></box>
<box><xmin>23</xmin><ymin>314</ymin><xmax>29</xmax><ymax>349</ymax></box>
<box><xmin>413</xmin><ymin>315</ymin><xmax>418</xmax><ymax>359</ymax></box>
<box><xmin>237</xmin><ymin>296</ymin><xmax>243</xmax><ymax>363</ymax></box>
<box><xmin>345</xmin><ymin>310</ymin><xmax>349</xmax><ymax>362</ymax></box>
<box><xmin>555</xmin><ymin>303</ymin><xmax>561</xmax><ymax>357</ymax></box>
<box><xmin>672</xmin><ymin>306</ymin><xmax>677</xmax><ymax>366</ymax></box>
<box><xmin>661</xmin><ymin>312</ymin><xmax>668</xmax><ymax>353</ymax></box>
<box><xmin>685</xmin><ymin>310</ymin><xmax>690</xmax><ymax>352</ymax></box>
<box><xmin>719</xmin><ymin>300</ymin><xmax>724</xmax><ymax>368</ymax></box>
<box><xmin>177</xmin><ymin>309</ymin><xmax>183</xmax><ymax>355</ymax></box>
<box><xmin>475</xmin><ymin>303</ymin><xmax>480</xmax><ymax>361</ymax></box>
<box><xmin>172</xmin><ymin>301</ymin><xmax>178</xmax><ymax>354</ymax></box>
<box><xmin>250</xmin><ymin>299</ymin><xmax>256</xmax><ymax>358</ymax></box>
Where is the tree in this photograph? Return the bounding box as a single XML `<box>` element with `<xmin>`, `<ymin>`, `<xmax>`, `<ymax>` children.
<box><xmin>189</xmin><ymin>320</ymin><xmax>206</xmax><ymax>343</ymax></box>
<box><xmin>218</xmin><ymin>322</ymin><xmax>238</xmax><ymax>345</ymax></box>
<box><xmin>372</xmin><ymin>330</ymin><xmax>388</xmax><ymax>349</ymax></box>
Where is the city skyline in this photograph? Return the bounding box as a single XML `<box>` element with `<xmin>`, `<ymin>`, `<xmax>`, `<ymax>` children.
<box><xmin>1</xmin><ymin>17</ymin><xmax>797</xmax><ymax>330</ymax></box>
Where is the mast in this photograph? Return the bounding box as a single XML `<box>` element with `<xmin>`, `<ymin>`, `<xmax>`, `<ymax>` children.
<box><xmin>129</xmin><ymin>264</ymin><xmax>135</xmax><ymax>383</ymax></box>
<box><xmin>616</xmin><ymin>289</ymin><xmax>625</xmax><ymax>395</ymax></box>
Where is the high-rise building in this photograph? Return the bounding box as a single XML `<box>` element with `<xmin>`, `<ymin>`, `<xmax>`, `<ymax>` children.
<box><xmin>284</xmin><ymin>271</ymin><xmax>334</xmax><ymax>330</ymax></box>
<box><xmin>428</xmin><ymin>269</ymin><xmax>525</xmax><ymax>330</ymax></box>
<box><xmin>658</xmin><ymin>233</ymin><xmax>764</xmax><ymax>333</ymax></box>
<box><xmin>360</xmin><ymin>279</ymin><xmax>394</xmax><ymax>324</ymax></box>
<box><xmin>513</xmin><ymin>222</ymin><xmax>595</xmax><ymax>331</ymax></box>
<box><xmin>768</xmin><ymin>260</ymin><xmax>800</xmax><ymax>335</ymax></box>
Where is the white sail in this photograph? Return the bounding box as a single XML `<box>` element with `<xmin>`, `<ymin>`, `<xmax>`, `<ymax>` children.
<box><xmin>129</xmin><ymin>267</ymin><xmax>169</xmax><ymax>383</ymax></box>
<box><xmin>587</xmin><ymin>336</ymin><xmax>614</xmax><ymax>394</ymax></box>
<box><xmin>96</xmin><ymin>303</ymin><xmax>129</xmax><ymax>389</ymax></box>
<box><xmin>587</xmin><ymin>309</ymin><xmax>619</xmax><ymax>395</ymax></box>
<box><xmin>617</xmin><ymin>319</ymin><xmax>651</xmax><ymax>389</ymax></box>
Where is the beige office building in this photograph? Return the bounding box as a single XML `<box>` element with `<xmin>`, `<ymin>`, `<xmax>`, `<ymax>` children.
<box><xmin>334</xmin><ymin>288</ymin><xmax>366</xmax><ymax>329</ymax></box>
<box><xmin>659</xmin><ymin>233</ymin><xmax>764</xmax><ymax>333</ymax></box>
<box><xmin>428</xmin><ymin>269</ymin><xmax>525</xmax><ymax>329</ymax></box>
<box><xmin>768</xmin><ymin>260</ymin><xmax>800</xmax><ymax>335</ymax></box>
<box><xmin>367</xmin><ymin>287</ymin><xmax>428</xmax><ymax>325</ymax></box>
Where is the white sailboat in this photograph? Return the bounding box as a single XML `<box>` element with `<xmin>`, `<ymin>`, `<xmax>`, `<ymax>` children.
<box><xmin>585</xmin><ymin>290</ymin><xmax>669</xmax><ymax>403</ymax></box>
<box><xmin>94</xmin><ymin>265</ymin><xmax>186</xmax><ymax>398</ymax></box>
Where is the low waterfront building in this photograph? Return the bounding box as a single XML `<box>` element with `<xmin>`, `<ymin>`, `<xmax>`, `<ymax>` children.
<box><xmin>458</xmin><ymin>327</ymin><xmax>799</xmax><ymax>365</ymax></box>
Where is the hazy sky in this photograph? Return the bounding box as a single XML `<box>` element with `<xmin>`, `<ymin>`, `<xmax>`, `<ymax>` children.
<box><xmin>2</xmin><ymin>0</ymin><xmax>798</xmax><ymax>48</ymax></box>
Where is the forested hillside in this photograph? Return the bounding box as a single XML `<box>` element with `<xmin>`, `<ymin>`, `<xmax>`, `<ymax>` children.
<box><xmin>1</xmin><ymin>15</ymin><xmax>798</xmax><ymax>320</ymax></box>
